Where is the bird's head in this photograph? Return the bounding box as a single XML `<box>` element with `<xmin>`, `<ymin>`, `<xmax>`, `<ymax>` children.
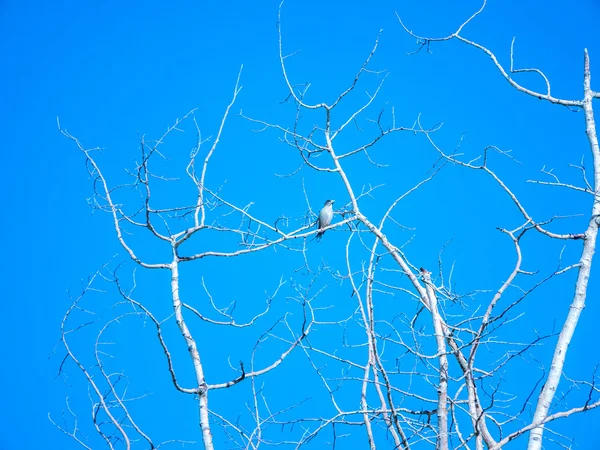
<box><xmin>324</xmin><ymin>199</ymin><xmax>335</xmax><ymax>206</ymax></box>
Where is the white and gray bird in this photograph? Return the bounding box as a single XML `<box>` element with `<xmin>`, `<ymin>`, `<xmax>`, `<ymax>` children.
<box><xmin>316</xmin><ymin>199</ymin><xmax>335</xmax><ymax>240</ymax></box>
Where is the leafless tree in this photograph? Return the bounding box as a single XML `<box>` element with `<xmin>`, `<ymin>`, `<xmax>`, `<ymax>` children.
<box><xmin>52</xmin><ymin>1</ymin><xmax>599</xmax><ymax>449</ymax></box>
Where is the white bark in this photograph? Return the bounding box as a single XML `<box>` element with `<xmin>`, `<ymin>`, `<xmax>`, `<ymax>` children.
<box><xmin>170</xmin><ymin>259</ymin><xmax>214</xmax><ymax>450</ymax></box>
<box><xmin>527</xmin><ymin>49</ymin><xmax>600</xmax><ymax>450</ymax></box>
<box><xmin>423</xmin><ymin>272</ymin><xmax>449</xmax><ymax>450</ymax></box>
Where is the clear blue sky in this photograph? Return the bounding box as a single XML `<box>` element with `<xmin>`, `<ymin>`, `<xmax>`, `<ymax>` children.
<box><xmin>1</xmin><ymin>0</ymin><xmax>600</xmax><ymax>448</ymax></box>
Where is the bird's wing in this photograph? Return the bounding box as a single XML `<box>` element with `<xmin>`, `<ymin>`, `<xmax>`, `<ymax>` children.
<box><xmin>318</xmin><ymin>207</ymin><xmax>333</xmax><ymax>228</ymax></box>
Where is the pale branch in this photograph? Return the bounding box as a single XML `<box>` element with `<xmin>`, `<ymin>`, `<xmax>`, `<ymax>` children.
<box><xmin>155</xmin><ymin>439</ymin><xmax>198</xmax><ymax>449</ymax></box>
<box><xmin>570</xmin><ymin>157</ymin><xmax>594</xmax><ymax>192</ymax></box>
<box><xmin>138</xmin><ymin>136</ymin><xmax>175</xmax><ymax>243</ymax></box>
<box><xmin>468</xmin><ymin>228</ymin><xmax>522</xmax><ymax>367</ymax></box>
<box><xmin>111</xmin><ymin>271</ymin><xmax>198</xmax><ymax>395</ymax></box>
<box><xmin>526</xmin><ymin>165</ymin><xmax>593</xmax><ymax>195</ymax></box>
<box><xmin>195</xmin><ymin>65</ymin><xmax>243</xmax><ymax>228</ymax></box>
<box><xmin>58</xmin><ymin>121</ymin><xmax>171</xmax><ymax>269</ymax></box>
<box><xmin>493</xmin><ymin>398</ymin><xmax>600</xmax><ymax>449</ymax></box>
<box><xmin>528</xmin><ymin>47</ymin><xmax>600</xmax><ymax>450</ymax></box>
<box><xmin>509</xmin><ymin>37</ymin><xmax>551</xmax><ymax>96</ymax></box>
<box><xmin>422</xmin><ymin>269</ymin><xmax>449</xmax><ymax>450</ymax></box>
<box><xmin>59</xmin><ymin>269</ymin><xmax>133</xmax><ymax>449</ymax></box>
<box><xmin>344</xmin><ymin>232</ymin><xmax>383</xmax><ymax>449</ymax></box>
<box><xmin>208</xmin><ymin>305</ymin><xmax>313</xmax><ymax>390</ymax></box>
<box><xmin>278</xmin><ymin>1</ymin><xmax>384</xmax><ymax>113</ymax></box>
<box><xmin>94</xmin><ymin>314</ymin><xmax>156</xmax><ymax>449</ymax></box>
<box><xmin>331</xmin><ymin>73</ymin><xmax>390</xmax><ymax>140</ymax></box>
<box><xmin>277</xmin><ymin>1</ymin><xmax>327</xmax><ymax>111</ymax></box>
<box><xmin>396</xmin><ymin>0</ymin><xmax>582</xmax><ymax>107</ymax></box>
<box><xmin>48</xmin><ymin>399</ymin><xmax>93</xmax><ymax>450</ymax></box>
<box><xmin>297</xmin><ymin>338</ymin><xmax>344</xmax><ymax>415</ymax></box>
<box><xmin>330</xmin><ymin>29</ymin><xmax>385</xmax><ymax>110</ymax></box>
<box><xmin>366</xmin><ymin>231</ymin><xmax>409</xmax><ymax>449</ymax></box>
<box><xmin>182</xmin><ymin>300</ymin><xmax>271</xmax><ymax>329</ymax></box>
<box><xmin>337</xmin><ymin>115</ymin><xmax>442</xmax><ymax>160</ymax></box>
<box><xmin>526</xmin><ymin>178</ymin><xmax>593</xmax><ymax>194</ymax></box>
<box><xmin>419</xmin><ymin>129</ymin><xmax>585</xmax><ymax>240</ymax></box>
<box><xmin>177</xmin><ymin>215</ymin><xmax>359</xmax><ymax>261</ymax></box>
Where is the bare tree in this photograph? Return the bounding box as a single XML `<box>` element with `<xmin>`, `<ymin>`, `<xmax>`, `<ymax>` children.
<box><xmin>52</xmin><ymin>1</ymin><xmax>599</xmax><ymax>449</ymax></box>
<box><xmin>397</xmin><ymin>1</ymin><xmax>600</xmax><ymax>448</ymax></box>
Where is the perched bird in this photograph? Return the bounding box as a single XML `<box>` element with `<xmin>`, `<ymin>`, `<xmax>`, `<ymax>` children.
<box><xmin>316</xmin><ymin>199</ymin><xmax>335</xmax><ymax>240</ymax></box>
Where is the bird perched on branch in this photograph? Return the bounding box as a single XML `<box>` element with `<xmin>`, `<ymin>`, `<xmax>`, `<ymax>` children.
<box><xmin>316</xmin><ymin>199</ymin><xmax>335</xmax><ymax>240</ymax></box>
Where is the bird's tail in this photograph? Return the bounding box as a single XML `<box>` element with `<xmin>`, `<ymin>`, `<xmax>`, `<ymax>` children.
<box><xmin>310</xmin><ymin>223</ymin><xmax>324</xmax><ymax>242</ymax></box>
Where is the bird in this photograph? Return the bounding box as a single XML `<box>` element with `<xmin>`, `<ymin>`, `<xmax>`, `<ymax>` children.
<box><xmin>316</xmin><ymin>199</ymin><xmax>335</xmax><ymax>240</ymax></box>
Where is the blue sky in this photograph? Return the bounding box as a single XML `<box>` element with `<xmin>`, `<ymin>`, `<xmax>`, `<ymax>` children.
<box><xmin>2</xmin><ymin>0</ymin><xmax>600</xmax><ymax>448</ymax></box>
